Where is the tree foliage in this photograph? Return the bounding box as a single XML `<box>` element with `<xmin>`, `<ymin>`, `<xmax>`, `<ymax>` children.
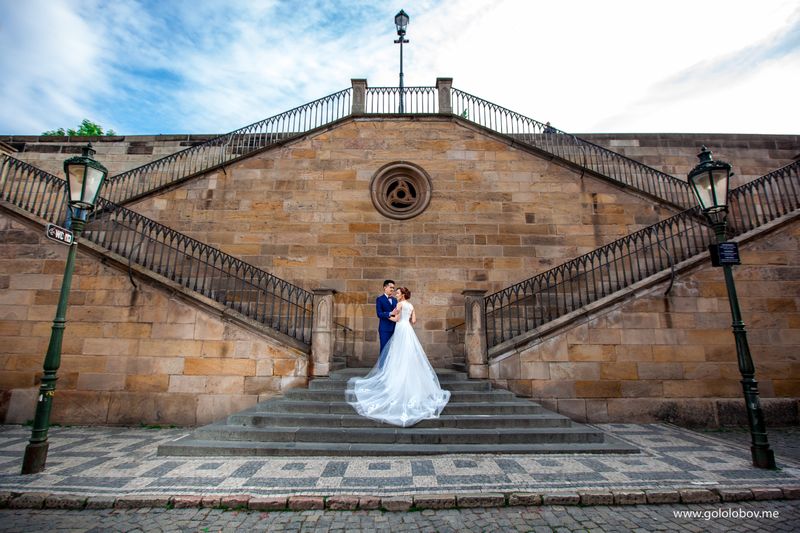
<box><xmin>42</xmin><ymin>119</ymin><xmax>116</xmax><ymax>137</ymax></box>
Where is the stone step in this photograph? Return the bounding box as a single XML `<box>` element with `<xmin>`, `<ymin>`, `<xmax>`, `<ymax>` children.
<box><xmin>226</xmin><ymin>412</ymin><xmax>571</xmax><ymax>429</ymax></box>
<box><xmin>190</xmin><ymin>424</ymin><xmax>608</xmax><ymax>445</ymax></box>
<box><xmin>329</xmin><ymin>368</ymin><xmax>468</xmax><ymax>381</ymax></box>
<box><xmin>158</xmin><ymin>436</ymin><xmax>638</xmax><ymax>457</ymax></box>
<box><xmin>308</xmin><ymin>378</ymin><xmax>490</xmax><ymax>391</ymax></box>
<box><xmin>156</xmin><ymin>373</ymin><xmax>640</xmax><ymax>457</ymax></box>
<box><xmin>284</xmin><ymin>388</ymin><xmax>515</xmax><ymax>402</ymax></box>
<box><xmin>252</xmin><ymin>399</ymin><xmax>545</xmax><ymax>415</ymax></box>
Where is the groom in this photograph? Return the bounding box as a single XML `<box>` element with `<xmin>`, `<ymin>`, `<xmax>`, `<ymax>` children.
<box><xmin>375</xmin><ymin>279</ymin><xmax>396</xmax><ymax>368</ymax></box>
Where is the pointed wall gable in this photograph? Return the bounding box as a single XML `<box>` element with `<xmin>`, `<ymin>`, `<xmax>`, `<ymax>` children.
<box><xmin>129</xmin><ymin>116</ymin><xmax>676</xmax><ymax>365</ymax></box>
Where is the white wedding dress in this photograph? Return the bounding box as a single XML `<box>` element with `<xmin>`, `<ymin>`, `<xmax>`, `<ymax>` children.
<box><xmin>345</xmin><ymin>302</ymin><xmax>451</xmax><ymax>427</ymax></box>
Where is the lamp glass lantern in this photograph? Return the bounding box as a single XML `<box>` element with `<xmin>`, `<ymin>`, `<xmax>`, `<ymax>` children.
<box><xmin>395</xmin><ymin>9</ymin><xmax>409</xmax><ymax>36</ymax></box>
<box><xmin>687</xmin><ymin>146</ymin><xmax>731</xmax><ymax>215</ymax></box>
<box><xmin>63</xmin><ymin>143</ymin><xmax>108</xmax><ymax>211</ymax></box>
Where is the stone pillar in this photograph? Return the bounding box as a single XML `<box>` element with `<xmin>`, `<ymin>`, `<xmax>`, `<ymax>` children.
<box><xmin>462</xmin><ymin>289</ymin><xmax>488</xmax><ymax>379</ymax></box>
<box><xmin>436</xmin><ymin>77</ymin><xmax>453</xmax><ymax>115</ymax></box>
<box><xmin>311</xmin><ymin>288</ymin><xmax>336</xmax><ymax>377</ymax></box>
<box><xmin>351</xmin><ymin>79</ymin><xmax>367</xmax><ymax>115</ymax></box>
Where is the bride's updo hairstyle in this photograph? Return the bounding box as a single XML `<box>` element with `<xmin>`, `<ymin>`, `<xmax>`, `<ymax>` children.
<box><xmin>399</xmin><ymin>287</ymin><xmax>411</xmax><ymax>300</ymax></box>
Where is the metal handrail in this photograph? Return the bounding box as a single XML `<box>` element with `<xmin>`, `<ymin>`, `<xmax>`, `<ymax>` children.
<box><xmin>101</xmin><ymin>88</ymin><xmax>353</xmax><ymax>204</ymax></box>
<box><xmin>450</xmin><ymin>88</ymin><xmax>696</xmax><ymax>210</ymax></box>
<box><xmin>484</xmin><ymin>160</ymin><xmax>800</xmax><ymax>348</ymax></box>
<box><xmin>98</xmin><ymin>84</ymin><xmax>695</xmax><ymax>214</ymax></box>
<box><xmin>364</xmin><ymin>86</ymin><xmax>438</xmax><ymax>114</ymax></box>
<box><xmin>0</xmin><ymin>154</ymin><xmax>314</xmax><ymax>345</ymax></box>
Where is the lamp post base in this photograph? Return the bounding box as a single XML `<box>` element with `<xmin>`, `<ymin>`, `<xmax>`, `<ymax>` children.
<box><xmin>751</xmin><ymin>446</ymin><xmax>776</xmax><ymax>470</ymax></box>
<box><xmin>21</xmin><ymin>441</ymin><xmax>49</xmax><ymax>474</ymax></box>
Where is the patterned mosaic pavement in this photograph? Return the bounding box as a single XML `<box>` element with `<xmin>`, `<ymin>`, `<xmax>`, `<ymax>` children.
<box><xmin>0</xmin><ymin>423</ymin><xmax>798</xmax><ymax>499</ymax></box>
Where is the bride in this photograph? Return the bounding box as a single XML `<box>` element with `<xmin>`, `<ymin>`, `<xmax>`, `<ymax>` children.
<box><xmin>345</xmin><ymin>287</ymin><xmax>451</xmax><ymax>427</ymax></box>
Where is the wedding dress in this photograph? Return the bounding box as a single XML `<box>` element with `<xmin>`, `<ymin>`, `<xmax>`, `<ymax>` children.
<box><xmin>345</xmin><ymin>302</ymin><xmax>451</xmax><ymax>427</ymax></box>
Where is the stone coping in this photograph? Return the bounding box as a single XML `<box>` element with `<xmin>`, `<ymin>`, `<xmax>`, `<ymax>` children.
<box><xmin>2</xmin><ymin>487</ymin><xmax>798</xmax><ymax>512</ymax></box>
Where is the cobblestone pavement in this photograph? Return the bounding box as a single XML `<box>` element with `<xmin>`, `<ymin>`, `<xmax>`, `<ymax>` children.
<box><xmin>700</xmin><ymin>426</ymin><xmax>800</xmax><ymax>463</ymax></box>
<box><xmin>0</xmin><ymin>500</ymin><xmax>798</xmax><ymax>532</ymax></box>
<box><xmin>1</xmin><ymin>424</ymin><xmax>799</xmax><ymax>500</ymax></box>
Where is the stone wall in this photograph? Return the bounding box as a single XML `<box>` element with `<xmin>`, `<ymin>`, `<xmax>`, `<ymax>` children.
<box><xmin>490</xmin><ymin>218</ymin><xmax>800</xmax><ymax>426</ymax></box>
<box><xmin>1</xmin><ymin>120</ymin><xmax>798</xmax><ymax>426</ymax></box>
<box><xmin>3</xmin><ymin>132</ymin><xmax>796</xmax><ymax>190</ymax></box>
<box><xmin>0</xmin><ymin>212</ymin><xmax>307</xmax><ymax>426</ymax></box>
<box><xmin>580</xmin><ymin>133</ymin><xmax>800</xmax><ymax>189</ymax></box>
<box><xmin>0</xmin><ymin>134</ymin><xmax>215</xmax><ymax>178</ymax></box>
<box><xmin>126</xmin><ymin>117</ymin><xmax>677</xmax><ymax>366</ymax></box>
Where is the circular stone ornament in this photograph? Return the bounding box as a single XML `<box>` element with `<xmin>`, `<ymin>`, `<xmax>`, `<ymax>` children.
<box><xmin>370</xmin><ymin>162</ymin><xmax>432</xmax><ymax>220</ymax></box>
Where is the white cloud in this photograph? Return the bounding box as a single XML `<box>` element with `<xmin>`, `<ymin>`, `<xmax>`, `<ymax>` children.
<box><xmin>1</xmin><ymin>0</ymin><xmax>797</xmax><ymax>135</ymax></box>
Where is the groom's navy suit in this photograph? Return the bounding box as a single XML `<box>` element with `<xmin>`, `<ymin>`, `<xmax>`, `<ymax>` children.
<box><xmin>376</xmin><ymin>294</ymin><xmax>396</xmax><ymax>368</ymax></box>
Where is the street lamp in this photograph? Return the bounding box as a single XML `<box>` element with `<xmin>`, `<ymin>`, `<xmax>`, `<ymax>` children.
<box><xmin>394</xmin><ymin>9</ymin><xmax>409</xmax><ymax>113</ymax></box>
<box><xmin>21</xmin><ymin>143</ymin><xmax>108</xmax><ymax>474</ymax></box>
<box><xmin>687</xmin><ymin>146</ymin><xmax>776</xmax><ymax>470</ymax></box>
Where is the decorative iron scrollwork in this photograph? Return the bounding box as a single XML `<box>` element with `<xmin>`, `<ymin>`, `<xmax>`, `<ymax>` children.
<box><xmin>370</xmin><ymin>162</ymin><xmax>432</xmax><ymax>220</ymax></box>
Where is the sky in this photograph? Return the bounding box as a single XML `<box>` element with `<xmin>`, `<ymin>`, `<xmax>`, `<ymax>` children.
<box><xmin>1</xmin><ymin>0</ymin><xmax>798</xmax><ymax>136</ymax></box>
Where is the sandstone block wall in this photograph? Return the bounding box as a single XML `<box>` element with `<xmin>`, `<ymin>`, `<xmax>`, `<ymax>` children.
<box><xmin>491</xmin><ymin>219</ymin><xmax>800</xmax><ymax>425</ymax></box>
<box><xmin>0</xmin><ymin>212</ymin><xmax>306</xmax><ymax>426</ymax></box>
<box><xmin>580</xmin><ymin>133</ymin><xmax>799</xmax><ymax>189</ymax></box>
<box><xmin>0</xmin><ymin>134</ymin><xmax>215</xmax><ymax>178</ymax></box>
<box><xmin>127</xmin><ymin>117</ymin><xmax>677</xmax><ymax>366</ymax></box>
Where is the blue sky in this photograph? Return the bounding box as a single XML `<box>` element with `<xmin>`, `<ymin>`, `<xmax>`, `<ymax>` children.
<box><xmin>1</xmin><ymin>0</ymin><xmax>798</xmax><ymax>136</ymax></box>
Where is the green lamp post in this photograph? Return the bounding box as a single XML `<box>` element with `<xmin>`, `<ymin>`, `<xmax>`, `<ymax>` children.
<box><xmin>394</xmin><ymin>9</ymin><xmax>409</xmax><ymax>113</ymax></box>
<box><xmin>687</xmin><ymin>146</ymin><xmax>776</xmax><ymax>470</ymax></box>
<box><xmin>21</xmin><ymin>143</ymin><xmax>108</xmax><ymax>475</ymax></box>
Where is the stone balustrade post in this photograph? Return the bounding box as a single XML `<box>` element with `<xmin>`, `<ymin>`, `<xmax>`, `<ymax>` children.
<box><xmin>462</xmin><ymin>289</ymin><xmax>488</xmax><ymax>379</ymax></box>
<box><xmin>351</xmin><ymin>79</ymin><xmax>367</xmax><ymax>115</ymax></box>
<box><xmin>436</xmin><ymin>77</ymin><xmax>453</xmax><ymax>115</ymax></box>
<box><xmin>311</xmin><ymin>288</ymin><xmax>336</xmax><ymax>377</ymax></box>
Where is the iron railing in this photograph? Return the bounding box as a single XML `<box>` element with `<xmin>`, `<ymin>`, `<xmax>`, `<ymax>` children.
<box><xmin>484</xmin><ymin>160</ymin><xmax>800</xmax><ymax>348</ymax></box>
<box><xmin>728</xmin><ymin>160</ymin><xmax>800</xmax><ymax>235</ymax></box>
<box><xmin>364</xmin><ymin>86</ymin><xmax>438</xmax><ymax>114</ymax></box>
<box><xmin>0</xmin><ymin>155</ymin><xmax>314</xmax><ymax>345</ymax></box>
<box><xmin>101</xmin><ymin>88</ymin><xmax>353</xmax><ymax>205</ymax></box>
<box><xmin>450</xmin><ymin>88</ymin><xmax>696</xmax><ymax>210</ymax></box>
<box><xmin>93</xmin><ymin>84</ymin><xmax>694</xmax><ymax>218</ymax></box>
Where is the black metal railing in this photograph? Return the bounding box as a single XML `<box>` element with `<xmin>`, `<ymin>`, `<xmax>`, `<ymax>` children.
<box><xmin>728</xmin><ymin>160</ymin><xmax>800</xmax><ymax>236</ymax></box>
<box><xmin>450</xmin><ymin>88</ymin><xmax>696</xmax><ymax>210</ymax></box>
<box><xmin>484</xmin><ymin>160</ymin><xmax>800</xmax><ymax>348</ymax></box>
<box><xmin>101</xmin><ymin>88</ymin><xmax>353</xmax><ymax>205</ymax></box>
<box><xmin>0</xmin><ymin>154</ymin><xmax>314</xmax><ymax>345</ymax></box>
<box><xmin>364</xmin><ymin>86</ymin><xmax>438</xmax><ymax>114</ymax></box>
<box><xmin>94</xmin><ymin>84</ymin><xmax>694</xmax><ymax>218</ymax></box>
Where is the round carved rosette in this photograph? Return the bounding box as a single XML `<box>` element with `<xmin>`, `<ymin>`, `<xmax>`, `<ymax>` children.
<box><xmin>370</xmin><ymin>162</ymin><xmax>432</xmax><ymax>220</ymax></box>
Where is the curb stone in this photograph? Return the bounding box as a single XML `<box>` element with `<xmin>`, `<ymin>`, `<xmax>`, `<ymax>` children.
<box><xmin>644</xmin><ymin>490</ymin><xmax>681</xmax><ymax>504</ymax></box>
<box><xmin>220</xmin><ymin>495</ymin><xmax>250</xmax><ymax>509</ymax></box>
<box><xmin>115</xmin><ymin>495</ymin><xmax>171</xmax><ymax>509</ymax></box>
<box><xmin>8</xmin><ymin>492</ymin><xmax>47</xmax><ymax>509</ymax></box>
<box><xmin>381</xmin><ymin>496</ymin><xmax>413</xmax><ymax>512</ymax></box>
<box><xmin>287</xmin><ymin>495</ymin><xmax>324</xmax><ymax>510</ymax></box>
<box><xmin>412</xmin><ymin>494</ymin><xmax>457</xmax><ymax>509</ymax></box>
<box><xmin>508</xmin><ymin>493</ymin><xmax>541</xmax><ymax>506</ymax></box>
<box><xmin>0</xmin><ymin>486</ymin><xmax>798</xmax><ymax>511</ymax></box>
<box><xmin>542</xmin><ymin>492</ymin><xmax>580</xmax><ymax>505</ymax></box>
<box><xmin>43</xmin><ymin>494</ymin><xmax>86</xmax><ymax>510</ymax></box>
<box><xmin>751</xmin><ymin>488</ymin><xmax>784</xmax><ymax>500</ymax></box>
<box><xmin>716</xmin><ymin>489</ymin><xmax>753</xmax><ymax>502</ymax></box>
<box><xmin>85</xmin><ymin>496</ymin><xmax>116</xmax><ymax>509</ymax></box>
<box><xmin>248</xmin><ymin>496</ymin><xmax>287</xmax><ymax>511</ymax></box>
<box><xmin>613</xmin><ymin>490</ymin><xmax>647</xmax><ymax>505</ymax></box>
<box><xmin>679</xmin><ymin>489</ymin><xmax>719</xmax><ymax>504</ymax></box>
<box><xmin>456</xmin><ymin>493</ymin><xmax>505</xmax><ymax>508</ymax></box>
<box><xmin>580</xmin><ymin>492</ymin><xmax>614</xmax><ymax>505</ymax></box>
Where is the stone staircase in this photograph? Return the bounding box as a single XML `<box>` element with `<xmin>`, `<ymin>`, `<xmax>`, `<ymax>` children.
<box><xmin>158</xmin><ymin>368</ymin><xmax>637</xmax><ymax>456</ymax></box>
